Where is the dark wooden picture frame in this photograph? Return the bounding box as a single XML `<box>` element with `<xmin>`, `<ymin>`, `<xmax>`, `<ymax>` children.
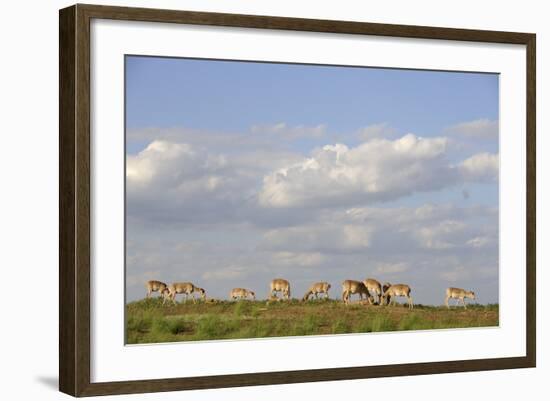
<box><xmin>59</xmin><ymin>3</ymin><xmax>536</xmax><ymax>397</ymax></box>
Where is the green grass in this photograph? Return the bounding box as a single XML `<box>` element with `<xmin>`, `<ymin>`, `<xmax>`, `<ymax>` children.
<box><xmin>126</xmin><ymin>298</ymin><xmax>499</xmax><ymax>344</ymax></box>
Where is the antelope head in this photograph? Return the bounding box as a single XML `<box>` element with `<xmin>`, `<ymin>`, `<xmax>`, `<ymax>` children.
<box><xmin>196</xmin><ymin>287</ymin><xmax>206</xmax><ymax>300</ymax></box>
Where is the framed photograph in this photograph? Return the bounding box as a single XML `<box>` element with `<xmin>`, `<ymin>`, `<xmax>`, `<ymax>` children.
<box><xmin>59</xmin><ymin>4</ymin><xmax>536</xmax><ymax>397</ymax></box>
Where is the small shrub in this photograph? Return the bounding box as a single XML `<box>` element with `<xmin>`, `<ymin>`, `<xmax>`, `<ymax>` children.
<box><xmin>233</xmin><ymin>301</ymin><xmax>251</xmax><ymax>317</ymax></box>
<box><xmin>244</xmin><ymin>319</ymin><xmax>275</xmax><ymax>338</ymax></box>
<box><xmin>369</xmin><ymin>315</ymin><xmax>397</xmax><ymax>332</ymax></box>
<box><xmin>331</xmin><ymin>319</ymin><xmax>349</xmax><ymax>334</ymax></box>
<box><xmin>151</xmin><ymin>317</ymin><xmax>171</xmax><ymax>335</ymax></box>
<box><xmin>126</xmin><ymin>311</ymin><xmax>153</xmax><ymax>333</ymax></box>
<box><xmin>398</xmin><ymin>313</ymin><xmax>424</xmax><ymax>331</ymax></box>
<box><xmin>195</xmin><ymin>315</ymin><xmax>223</xmax><ymax>338</ymax></box>
<box><xmin>290</xmin><ymin>314</ymin><xmax>320</xmax><ymax>336</ymax></box>
<box><xmin>167</xmin><ymin>318</ymin><xmax>189</xmax><ymax>335</ymax></box>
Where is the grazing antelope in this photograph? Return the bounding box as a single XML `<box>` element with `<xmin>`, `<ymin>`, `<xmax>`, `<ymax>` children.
<box><xmin>194</xmin><ymin>287</ymin><xmax>206</xmax><ymax>302</ymax></box>
<box><xmin>382</xmin><ymin>282</ymin><xmax>392</xmax><ymax>304</ymax></box>
<box><xmin>363</xmin><ymin>278</ymin><xmax>383</xmax><ymax>305</ymax></box>
<box><xmin>166</xmin><ymin>282</ymin><xmax>205</xmax><ymax>304</ymax></box>
<box><xmin>342</xmin><ymin>280</ymin><xmax>372</xmax><ymax>305</ymax></box>
<box><xmin>302</xmin><ymin>282</ymin><xmax>331</xmax><ymax>301</ymax></box>
<box><xmin>445</xmin><ymin>287</ymin><xmax>476</xmax><ymax>309</ymax></box>
<box><xmin>382</xmin><ymin>283</ymin><xmax>413</xmax><ymax>309</ymax></box>
<box><xmin>266</xmin><ymin>295</ymin><xmax>282</xmax><ymax>305</ymax></box>
<box><xmin>161</xmin><ymin>287</ymin><xmax>172</xmax><ymax>304</ymax></box>
<box><xmin>230</xmin><ymin>288</ymin><xmax>256</xmax><ymax>301</ymax></box>
<box><xmin>146</xmin><ymin>280</ymin><xmax>168</xmax><ymax>299</ymax></box>
<box><xmin>270</xmin><ymin>278</ymin><xmax>291</xmax><ymax>300</ymax></box>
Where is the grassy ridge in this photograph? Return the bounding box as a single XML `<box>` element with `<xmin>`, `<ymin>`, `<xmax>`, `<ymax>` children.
<box><xmin>126</xmin><ymin>298</ymin><xmax>499</xmax><ymax>344</ymax></box>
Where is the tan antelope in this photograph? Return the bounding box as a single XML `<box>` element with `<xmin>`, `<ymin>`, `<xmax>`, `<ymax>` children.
<box><xmin>445</xmin><ymin>287</ymin><xmax>476</xmax><ymax>309</ymax></box>
<box><xmin>166</xmin><ymin>282</ymin><xmax>206</xmax><ymax>304</ymax></box>
<box><xmin>270</xmin><ymin>278</ymin><xmax>291</xmax><ymax>300</ymax></box>
<box><xmin>302</xmin><ymin>282</ymin><xmax>331</xmax><ymax>301</ymax></box>
<box><xmin>382</xmin><ymin>283</ymin><xmax>413</xmax><ymax>309</ymax></box>
<box><xmin>146</xmin><ymin>280</ymin><xmax>168</xmax><ymax>299</ymax></box>
<box><xmin>342</xmin><ymin>280</ymin><xmax>372</xmax><ymax>305</ymax></box>
<box><xmin>363</xmin><ymin>278</ymin><xmax>383</xmax><ymax>305</ymax></box>
<box><xmin>382</xmin><ymin>282</ymin><xmax>392</xmax><ymax>304</ymax></box>
<box><xmin>230</xmin><ymin>288</ymin><xmax>256</xmax><ymax>301</ymax></box>
<box><xmin>266</xmin><ymin>295</ymin><xmax>282</xmax><ymax>305</ymax></box>
<box><xmin>194</xmin><ymin>287</ymin><xmax>206</xmax><ymax>301</ymax></box>
<box><xmin>161</xmin><ymin>287</ymin><xmax>172</xmax><ymax>304</ymax></box>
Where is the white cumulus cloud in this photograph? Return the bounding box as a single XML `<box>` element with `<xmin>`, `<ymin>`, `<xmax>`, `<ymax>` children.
<box><xmin>459</xmin><ymin>152</ymin><xmax>499</xmax><ymax>181</ymax></box>
<box><xmin>259</xmin><ymin>134</ymin><xmax>498</xmax><ymax>208</ymax></box>
<box><xmin>127</xmin><ymin>140</ymin><xmax>227</xmax><ymax>189</ymax></box>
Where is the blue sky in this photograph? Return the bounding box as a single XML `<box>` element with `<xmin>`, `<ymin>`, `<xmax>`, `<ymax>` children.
<box><xmin>125</xmin><ymin>55</ymin><xmax>499</xmax><ymax>306</ymax></box>
<box><xmin>126</xmin><ymin>57</ymin><xmax>498</xmax><ymax>150</ymax></box>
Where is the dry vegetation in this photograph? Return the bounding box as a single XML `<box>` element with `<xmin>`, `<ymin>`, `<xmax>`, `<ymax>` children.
<box><xmin>126</xmin><ymin>298</ymin><xmax>498</xmax><ymax>344</ymax></box>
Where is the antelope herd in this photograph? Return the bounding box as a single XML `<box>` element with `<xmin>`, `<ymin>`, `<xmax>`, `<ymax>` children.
<box><xmin>146</xmin><ymin>279</ymin><xmax>478</xmax><ymax>309</ymax></box>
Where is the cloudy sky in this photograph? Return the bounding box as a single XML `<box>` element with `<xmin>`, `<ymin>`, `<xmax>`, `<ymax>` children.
<box><xmin>125</xmin><ymin>56</ymin><xmax>499</xmax><ymax>305</ymax></box>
